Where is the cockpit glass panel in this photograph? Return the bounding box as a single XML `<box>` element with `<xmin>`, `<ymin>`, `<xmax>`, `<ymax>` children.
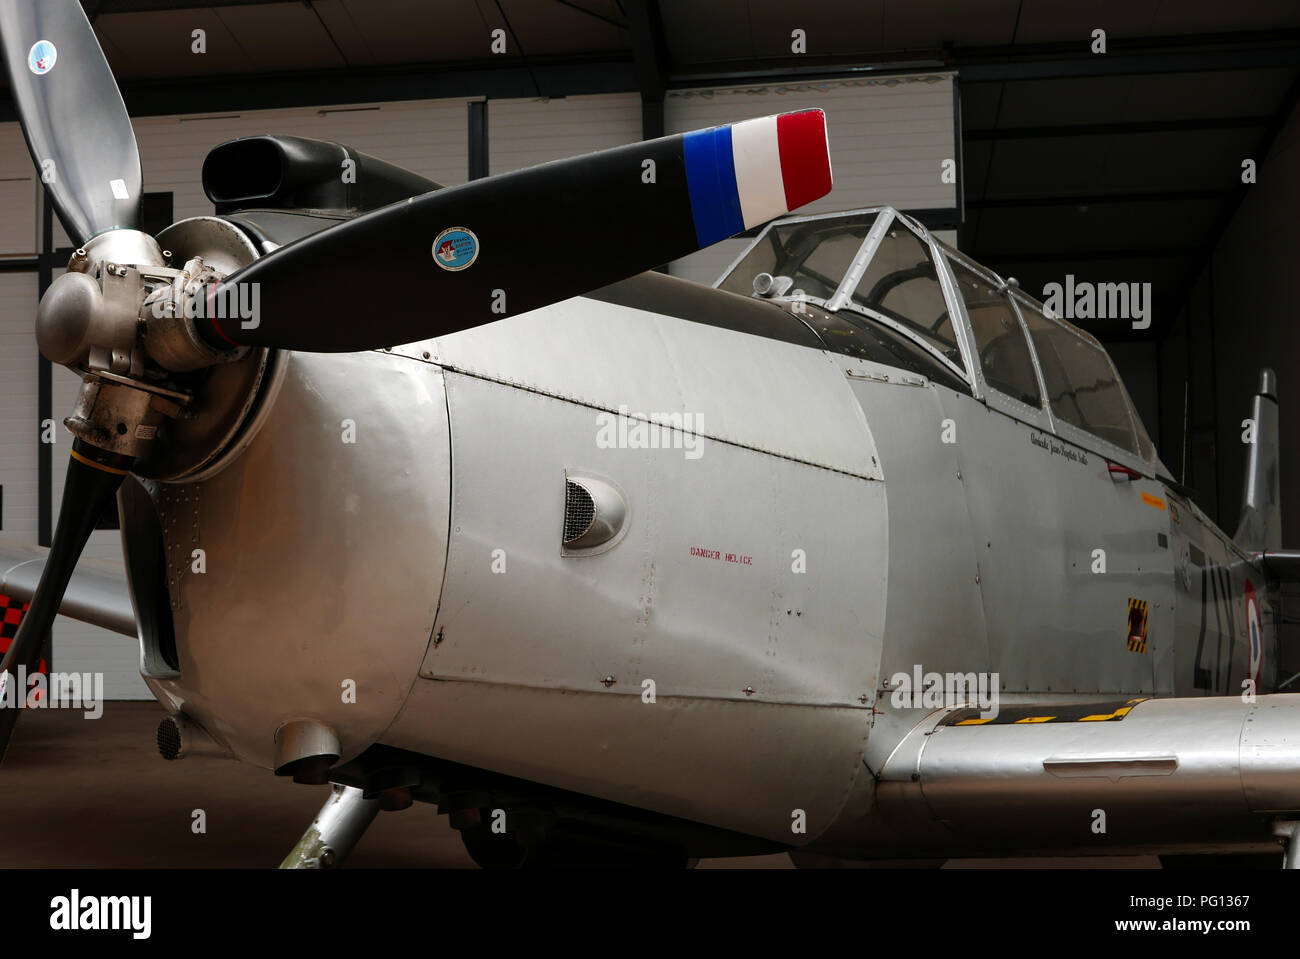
<box><xmin>1016</xmin><ymin>298</ymin><xmax>1138</xmax><ymax>455</ymax></box>
<box><xmin>848</xmin><ymin>226</ymin><xmax>963</xmax><ymax>369</ymax></box>
<box><xmin>796</xmin><ymin>301</ymin><xmax>970</xmax><ymax>393</ymax></box>
<box><xmin>1116</xmin><ymin>371</ymin><xmax>1158</xmax><ymax>463</ymax></box>
<box><xmin>948</xmin><ymin>259</ymin><xmax>1041</xmax><ymax>408</ymax></box>
<box><xmin>717</xmin><ymin>213</ymin><xmax>878</xmax><ymax>300</ymax></box>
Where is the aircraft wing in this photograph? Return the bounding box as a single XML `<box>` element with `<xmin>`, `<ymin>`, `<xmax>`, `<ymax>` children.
<box><xmin>828</xmin><ymin>694</ymin><xmax>1300</xmax><ymax>862</ymax></box>
<box><xmin>0</xmin><ymin>539</ymin><xmax>136</xmax><ymax>638</ymax></box>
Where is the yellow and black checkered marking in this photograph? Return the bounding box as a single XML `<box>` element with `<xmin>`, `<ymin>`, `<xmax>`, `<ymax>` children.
<box><xmin>940</xmin><ymin>698</ymin><xmax>1147</xmax><ymax>726</ymax></box>
<box><xmin>1127</xmin><ymin>597</ymin><xmax>1149</xmax><ymax>653</ymax></box>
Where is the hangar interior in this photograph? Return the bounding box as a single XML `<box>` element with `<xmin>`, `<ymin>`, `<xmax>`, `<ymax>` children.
<box><xmin>1</xmin><ymin>0</ymin><xmax>1298</xmax><ymax>697</ymax></box>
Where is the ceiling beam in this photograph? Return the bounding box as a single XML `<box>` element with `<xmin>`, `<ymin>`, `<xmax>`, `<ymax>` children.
<box><xmin>88</xmin><ymin>0</ymin><xmax>293</xmax><ymax>11</ymax></box>
<box><xmin>980</xmin><ymin>246</ymin><xmax>1201</xmax><ymax>263</ymax></box>
<box><xmin>969</xmin><ymin>188</ymin><xmax>1237</xmax><ymax>210</ymax></box>
<box><xmin>0</xmin><ymin>56</ymin><xmax>638</xmax><ymax>122</ymax></box>
<box><xmin>965</xmin><ymin>116</ymin><xmax>1274</xmax><ymax>141</ymax></box>
<box><xmin>624</xmin><ymin>0</ymin><xmax>668</xmax><ymax>138</ymax></box>
<box><xmin>668</xmin><ymin>57</ymin><xmax>947</xmax><ymax>90</ymax></box>
<box><xmin>552</xmin><ymin>0</ymin><xmax>628</xmax><ymax>32</ymax></box>
<box><xmin>956</xmin><ymin>31</ymin><xmax>1300</xmax><ymax>82</ymax></box>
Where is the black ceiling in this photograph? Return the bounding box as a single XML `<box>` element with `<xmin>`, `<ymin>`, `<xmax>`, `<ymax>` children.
<box><xmin>4</xmin><ymin>1</ymin><xmax>1297</xmax><ymax>340</ymax></box>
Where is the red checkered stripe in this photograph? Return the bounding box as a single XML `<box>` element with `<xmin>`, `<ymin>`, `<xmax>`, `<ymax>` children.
<box><xmin>0</xmin><ymin>594</ymin><xmax>47</xmax><ymax>681</ymax></box>
<box><xmin>0</xmin><ymin>592</ymin><xmax>27</xmax><ymax>642</ymax></box>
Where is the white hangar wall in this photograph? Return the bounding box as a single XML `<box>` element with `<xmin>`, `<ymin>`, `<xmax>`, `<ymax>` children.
<box><xmin>0</xmin><ymin>77</ymin><xmax>955</xmax><ymax>698</ymax></box>
<box><xmin>0</xmin><ymin>273</ymin><xmax>39</xmax><ymax>542</ymax></box>
<box><xmin>487</xmin><ymin>92</ymin><xmax>642</xmax><ymax>174</ymax></box>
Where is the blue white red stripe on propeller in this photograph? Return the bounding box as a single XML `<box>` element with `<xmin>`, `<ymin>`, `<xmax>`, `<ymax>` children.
<box><xmin>681</xmin><ymin>109</ymin><xmax>833</xmax><ymax>247</ymax></box>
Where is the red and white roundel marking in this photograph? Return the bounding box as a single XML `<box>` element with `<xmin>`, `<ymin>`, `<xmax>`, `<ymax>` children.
<box><xmin>1245</xmin><ymin>580</ymin><xmax>1262</xmax><ymax>686</ymax></box>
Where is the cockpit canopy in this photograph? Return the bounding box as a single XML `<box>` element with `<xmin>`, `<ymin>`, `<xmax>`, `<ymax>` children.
<box><xmin>716</xmin><ymin>207</ymin><xmax>1159</xmax><ymax>469</ymax></box>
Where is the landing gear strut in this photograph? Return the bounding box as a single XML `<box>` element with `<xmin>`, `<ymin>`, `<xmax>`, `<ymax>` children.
<box><xmin>280</xmin><ymin>784</ymin><xmax>380</xmax><ymax>869</ymax></box>
<box><xmin>1274</xmin><ymin>821</ymin><xmax>1300</xmax><ymax>870</ymax></box>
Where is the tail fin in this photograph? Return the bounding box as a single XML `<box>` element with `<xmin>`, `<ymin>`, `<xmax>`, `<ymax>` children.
<box><xmin>1234</xmin><ymin>368</ymin><xmax>1281</xmax><ymax>552</ymax></box>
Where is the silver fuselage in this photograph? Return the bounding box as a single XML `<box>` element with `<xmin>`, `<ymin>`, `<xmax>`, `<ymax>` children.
<box><xmin>125</xmin><ymin>278</ymin><xmax>1275</xmax><ymax>852</ymax></box>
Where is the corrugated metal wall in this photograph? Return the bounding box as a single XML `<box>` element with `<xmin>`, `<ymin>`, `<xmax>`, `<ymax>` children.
<box><xmin>0</xmin><ymin>273</ymin><xmax>38</xmax><ymax>539</ymax></box>
<box><xmin>488</xmin><ymin>93</ymin><xmax>641</xmax><ymax>174</ymax></box>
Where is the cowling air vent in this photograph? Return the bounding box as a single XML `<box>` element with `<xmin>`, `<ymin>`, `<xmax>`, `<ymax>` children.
<box><xmin>564</xmin><ymin>481</ymin><xmax>596</xmax><ymax>544</ymax></box>
<box><xmin>202</xmin><ymin>135</ymin><xmax>442</xmax><ymax>215</ymax></box>
<box><xmin>562</xmin><ymin>475</ymin><xmax>627</xmax><ymax>552</ymax></box>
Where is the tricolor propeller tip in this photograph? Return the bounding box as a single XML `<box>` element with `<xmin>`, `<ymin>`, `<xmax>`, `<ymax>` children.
<box><xmin>682</xmin><ymin>109</ymin><xmax>833</xmax><ymax>248</ymax></box>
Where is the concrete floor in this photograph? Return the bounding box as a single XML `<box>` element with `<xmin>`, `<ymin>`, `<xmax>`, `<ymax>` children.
<box><xmin>0</xmin><ymin>701</ymin><xmax>1161</xmax><ymax>868</ymax></box>
<box><xmin>0</xmin><ymin>701</ymin><xmax>796</xmax><ymax>868</ymax></box>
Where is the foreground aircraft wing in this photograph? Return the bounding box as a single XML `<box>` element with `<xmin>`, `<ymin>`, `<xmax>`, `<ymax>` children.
<box><xmin>854</xmin><ymin>694</ymin><xmax>1300</xmax><ymax>861</ymax></box>
<box><xmin>0</xmin><ymin>539</ymin><xmax>135</xmax><ymax>638</ymax></box>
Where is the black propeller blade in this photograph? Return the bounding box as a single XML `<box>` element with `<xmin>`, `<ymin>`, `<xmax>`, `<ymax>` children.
<box><xmin>0</xmin><ymin>0</ymin><xmax>142</xmax><ymax>244</ymax></box>
<box><xmin>0</xmin><ymin>442</ymin><xmax>134</xmax><ymax>760</ymax></box>
<box><xmin>195</xmin><ymin>110</ymin><xmax>833</xmax><ymax>353</ymax></box>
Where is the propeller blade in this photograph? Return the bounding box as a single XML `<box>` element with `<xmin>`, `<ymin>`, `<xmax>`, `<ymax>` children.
<box><xmin>0</xmin><ymin>0</ymin><xmax>142</xmax><ymax>244</ymax></box>
<box><xmin>0</xmin><ymin>441</ymin><xmax>133</xmax><ymax>762</ymax></box>
<box><xmin>196</xmin><ymin>110</ymin><xmax>832</xmax><ymax>352</ymax></box>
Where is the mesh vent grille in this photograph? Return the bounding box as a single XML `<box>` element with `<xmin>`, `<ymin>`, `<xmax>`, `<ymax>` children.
<box><xmin>563</xmin><ymin>480</ymin><xmax>596</xmax><ymax>545</ymax></box>
<box><xmin>157</xmin><ymin>717</ymin><xmax>182</xmax><ymax>761</ymax></box>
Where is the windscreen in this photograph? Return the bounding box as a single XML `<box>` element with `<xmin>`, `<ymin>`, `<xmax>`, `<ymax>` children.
<box><xmin>847</xmin><ymin>224</ymin><xmax>962</xmax><ymax>368</ymax></box>
<box><xmin>717</xmin><ymin>213</ymin><xmax>878</xmax><ymax>300</ymax></box>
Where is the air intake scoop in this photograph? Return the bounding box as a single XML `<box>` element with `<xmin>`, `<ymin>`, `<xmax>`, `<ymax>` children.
<box><xmin>562</xmin><ymin>474</ymin><xmax>628</xmax><ymax>552</ymax></box>
<box><xmin>202</xmin><ymin>135</ymin><xmax>442</xmax><ymax>215</ymax></box>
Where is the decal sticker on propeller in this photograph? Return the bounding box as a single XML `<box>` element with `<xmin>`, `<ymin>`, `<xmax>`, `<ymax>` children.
<box><xmin>27</xmin><ymin>40</ymin><xmax>56</xmax><ymax>75</ymax></box>
<box><xmin>432</xmin><ymin>227</ymin><xmax>479</xmax><ymax>271</ymax></box>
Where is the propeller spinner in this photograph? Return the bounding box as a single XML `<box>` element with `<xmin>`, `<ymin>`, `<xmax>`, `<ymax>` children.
<box><xmin>0</xmin><ymin>0</ymin><xmax>832</xmax><ymax>759</ymax></box>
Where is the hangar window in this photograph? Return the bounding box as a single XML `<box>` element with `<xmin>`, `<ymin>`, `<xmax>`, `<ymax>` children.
<box><xmin>847</xmin><ymin>226</ymin><xmax>963</xmax><ymax>370</ymax></box>
<box><xmin>1016</xmin><ymin>298</ymin><xmax>1138</xmax><ymax>455</ymax></box>
<box><xmin>948</xmin><ymin>259</ymin><xmax>1041</xmax><ymax>408</ymax></box>
<box><xmin>717</xmin><ymin>212</ymin><xmax>879</xmax><ymax>302</ymax></box>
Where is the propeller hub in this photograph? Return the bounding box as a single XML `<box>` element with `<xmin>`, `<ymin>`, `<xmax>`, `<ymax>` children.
<box><xmin>66</xmin><ymin>228</ymin><xmax>163</xmax><ymax>276</ymax></box>
<box><xmin>35</xmin><ymin>228</ymin><xmax>165</xmax><ymax>369</ymax></box>
<box><xmin>34</xmin><ymin>270</ymin><xmax>104</xmax><ymax>365</ymax></box>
